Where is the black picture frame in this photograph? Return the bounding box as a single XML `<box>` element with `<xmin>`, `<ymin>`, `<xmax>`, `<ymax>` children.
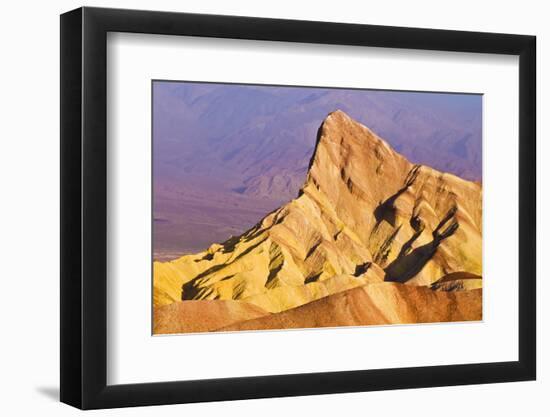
<box><xmin>60</xmin><ymin>6</ymin><xmax>536</xmax><ymax>410</ymax></box>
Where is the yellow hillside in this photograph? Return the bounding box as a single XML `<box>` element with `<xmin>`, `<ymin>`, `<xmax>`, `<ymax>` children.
<box><xmin>153</xmin><ymin>111</ymin><xmax>482</xmax><ymax>332</ymax></box>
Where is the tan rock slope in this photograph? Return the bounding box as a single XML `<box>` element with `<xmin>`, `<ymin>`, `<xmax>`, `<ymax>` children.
<box><xmin>154</xmin><ymin>300</ymin><xmax>269</xmax><ymax>334</ymax></box>
<box><xmin>153</xmin><ymin>110</ymin><xmax>482</xmax><ymax>334</ymax></box>
<box><xmin>221</xmin><ymin>284</ymin><xmax>482</xmax><ymax>332</ymax></box>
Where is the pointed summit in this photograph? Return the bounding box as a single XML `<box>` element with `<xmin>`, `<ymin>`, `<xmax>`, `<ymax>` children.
<box><xmin>303</xmin><ymin>110</ymin><xmax>411</xmax><ymax>207</ymax></box>
<box><xmin>314</xmin><ymin>109</ymin><xmax>397</xmax><ymax>153</ymax></box>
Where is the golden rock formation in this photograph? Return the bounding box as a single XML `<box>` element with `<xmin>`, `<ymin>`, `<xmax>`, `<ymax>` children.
<box><xmin>153</xmin><ymin>110</ymin><xmax>482</xmax><ymax>333</ymax></box>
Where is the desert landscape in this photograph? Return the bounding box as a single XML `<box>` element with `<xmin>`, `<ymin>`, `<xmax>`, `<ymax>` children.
<box><xmin>153</xmin><ymin>84</ymin><xmax>481</xmax><ymax>260</ymax></box>
<box><xmin>153</xmin><ymin>107</ymin><xmax>482</xmax><ymax>334</ymax></box>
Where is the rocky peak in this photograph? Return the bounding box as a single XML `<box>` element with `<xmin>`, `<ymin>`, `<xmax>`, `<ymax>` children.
<box><xmin>154</xmin><ymin>109</ymin><xmax>482</xmax><ymax>322</ymax></box>
<box><xmin>303</xmin><ymin>110</ymin><xmax>411</xmax><ymax>205</ymax></box>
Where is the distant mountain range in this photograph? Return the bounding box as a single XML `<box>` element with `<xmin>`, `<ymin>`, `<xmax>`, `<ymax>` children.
<box><xmin>153</xmin><ymin>82</ymin><xmax>482</xmax><ymax>258</ymax></box>
<box><xmin>154</xmin><ymin>111</ymin><xmax>482</xmax><ymax>333</ymax></box>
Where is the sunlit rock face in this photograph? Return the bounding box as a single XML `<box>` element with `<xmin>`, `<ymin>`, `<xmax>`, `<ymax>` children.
<box><xmin>153</xmin><ymin>111</ymin><xmax>482</xmax><ymax>333</ymax></box>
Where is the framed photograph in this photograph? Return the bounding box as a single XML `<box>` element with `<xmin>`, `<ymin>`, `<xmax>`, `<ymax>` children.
<box><xmin>60</xmin><ymin>6</ymin><xmax>536</xmax><ymax>409</ymax></box>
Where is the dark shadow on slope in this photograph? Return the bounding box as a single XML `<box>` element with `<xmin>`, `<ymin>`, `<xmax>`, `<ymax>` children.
<box><xmin>354</xmin><ymin>261</ymin><xmax>372</xmax><ymax>277</ymax></box>
<box><xmin>265</xmin><ymin>263</ymin><xmax>284</xmax><ymax>288</ymax></box>
<box><xmin>384</xmin><ymin>205</ymin><xmax>459</xmax><ymax>283</ymax></box>
<box><xmin>373</xmin><ymin>226</ymin><xmax>401</xmax><ymax>265</ymax></box>
<box><xmin>221</xmin><ymin>235</ymin><xmax>241</xmax><ymax>253</ymax></box>
<box><xmin>182</xmin><ymin>237</ymin><xmax>268</xmax><ymax>300</ymax></box>
<box><xmin>304</xmin><ymin>271</ymin><xmax>323</xmax><ymax>284</ymax></box>
<box><xmin>396</xmin><ymin>227</ymin><xmax>423</xmax><ymax>259</ymax></box>
<box><xmin>384</xmin><ymin>241</ymin><xmax>438</xmax><ymax>283</ymax></box>
<box><xmin>374</xmin><ymin>164</ymin><xmax>421</xmax><ymax>227</ymax></box>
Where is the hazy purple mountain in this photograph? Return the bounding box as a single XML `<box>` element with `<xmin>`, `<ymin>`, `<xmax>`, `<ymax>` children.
<box><xmin>153</xmin><ymin>81</ymin><xmax>481</xmax><ymax>259</ymax></box>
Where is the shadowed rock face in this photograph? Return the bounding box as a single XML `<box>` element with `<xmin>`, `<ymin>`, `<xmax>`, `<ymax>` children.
<box><xmin>153</xmin><ymin>111</ymin><xmax>482</xmax><ymax>332</ymax></box>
